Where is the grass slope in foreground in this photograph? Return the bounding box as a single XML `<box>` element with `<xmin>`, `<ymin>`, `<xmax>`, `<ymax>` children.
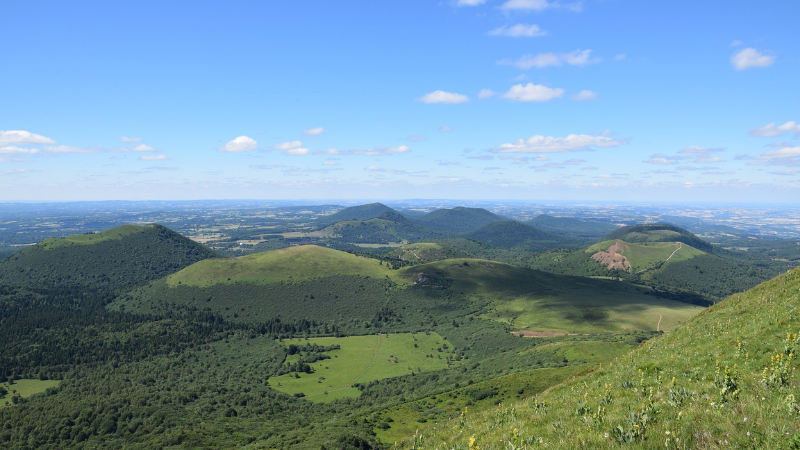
<box><xmin>403</xmin><ymin>264</ymin><xmax>800</xmax><ymax>449</ymax></box>
<box><xmin>270</xmin><ymin>332</ymin><xmax>453</xmax><ymax>402</ymax></box>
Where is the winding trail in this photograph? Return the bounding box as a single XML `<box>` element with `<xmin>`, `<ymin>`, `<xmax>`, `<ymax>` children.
<box><xmin>635</xmin><ymin>242</ymin><xmax>683</xmax><ymax>274</ymax></box>
<box><xmin>657</xmin><ymin>314</ymin><xmax>663</xmax><ymax>332</ymax></box>
<box><xmin>306</xmin><ymin>334</ymin><xmax>384</xmax><ymax>398</ymax></box>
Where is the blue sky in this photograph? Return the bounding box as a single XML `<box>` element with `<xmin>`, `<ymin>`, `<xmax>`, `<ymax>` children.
<box><xmin>1</xmin><ymin>0</ymin><xmax>799</xmax><ymax>202</ymax></box>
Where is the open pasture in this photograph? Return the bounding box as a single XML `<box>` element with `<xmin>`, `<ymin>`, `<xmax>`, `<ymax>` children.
<box><xmin>269</xmin><ymin>332</ymin><xmax>454</xmax><ymax>402</ymax></box>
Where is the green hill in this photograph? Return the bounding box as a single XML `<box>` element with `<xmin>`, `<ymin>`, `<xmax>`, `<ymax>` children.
<box><xmin>405</xmin><ymin>265</ymin><xmax>800</xmax><ymax>450</ymax></box>
<box><xmin>164</xmin><ymin>245</ymin><xmax>394</xmax><ymax>287</ymax></box>
<box><xmin>396</xmin><ymin>259</ymin><xmax>702</xmax><ymax>333</ymax></box>
<box><xmin>527</xmin><ymin>215</ymin><xmax>619</xmax><ymax>240</ymax></box>
<box><xmin>315</xmin><ymin>202</ymin><xmax>395</xmax><ymax>226</ymax></box>
<box><xmin>383</xmin><ymin>242</ymin><xmax>471</xmax><ymax>265</ymax></box>
<box><xmin>414</xmin><ymin>207</ymin><xmax>507</xmax><ymax>233</ymax></box>
<box><xmin>605</xmin><ymin>223</ymin><xmax>713</xmax><ymax>252</ymax></box>
<box><xmin>529</xmin><ymin>239</ymin><xmax>772</xmax><ymax>302</ymax></box>
<box><xmin>323</xmin><ymin>215</ymin><xmax>446</xmax><ymax>245</ymax></box>
<box><xmin>0</xmin><ymin>224</ymin><xmax>218</xmax><ymax>290</ymax></box>
<box><xmin>466</xmin><ymin>220</ymin><xmax>578</xmax><ymax>252</ymax></box>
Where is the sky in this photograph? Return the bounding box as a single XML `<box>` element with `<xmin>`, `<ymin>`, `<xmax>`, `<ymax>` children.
<box><xmin>1</xmin><ymin>0</ymin><xmax>799</xmax><ymax>203</ymax></box>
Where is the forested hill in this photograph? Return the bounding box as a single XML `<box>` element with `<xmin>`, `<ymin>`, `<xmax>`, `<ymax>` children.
<box><xmin>526</xmin><ymin>215</ymin><xmax>619</xmax><ymax>240</ymax></box>
<box><xmin>414</xmin><ymin>207</ymin><xmax>507</xmax><ymax>232</ymax></box>
<box><xmin>315</xmin><ymin>202</ymin><xmax>395</xmax><ymax>226</ymax></box>
<box><xmin>605</xmin><ymin>223</ymin><xmax>713</xmax><ymax>252</ymax></box>
<box><xmin>0</xmin><ymin>224</ymin><xmax>219</xmax><ymax>290</ymax></box>
<box><xmin>466</xmin><ymin>220</ymin><xmax>580</xmax><ymax>252</ymax></box>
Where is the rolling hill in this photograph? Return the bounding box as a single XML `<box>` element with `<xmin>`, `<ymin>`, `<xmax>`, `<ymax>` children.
<box><xmin>112</xmin><ymin>245</ymin><xmax>704</xmax><ymax>334</ymax></box>
<box><xmin>529</xmin><ymin>237</ymin><xmax>772</xmax><ymax>302</ymax></box>
<box><xmin>414</xmin><ymin>207</ymin><xmax>507</xmax><ymax>233</ymax></box>
<box><xmin>605</xmin><ymin>223</ymin><xmax>713</xmax><ymax>252</ymax></box>
<box><xmin>320</xmin><ymin>213</ymin><xmax>447</xmax><ymax>245</ymax></box>
<box><xmin>0</xmin><ymin>224</ymin><xmax>219</xmax><ymax>290</ymax></box>
<box><xmin>465</xmin><ymin>220</ymin><xmax>579</xmax><ymax>252</ymax></box>
<box><xmin>526</xmin><ymin>214</ymin><xmax>619</xmax><ymax>240</ymax></box>
<box><xmin>406</xmin><ymin>262</ymin><xmax>800</xmax><ymax>450</ymax></box>
<box><xmin>315</xmin><ymin>202</ymin><xmax>395</xmax><ymax>226</ymax></box>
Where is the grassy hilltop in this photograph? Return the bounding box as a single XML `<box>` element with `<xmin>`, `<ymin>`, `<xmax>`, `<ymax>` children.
<box><xmin>402</xmin><ymin>265</ymin><xmax>800</xmax><ymax>449</ymax></box>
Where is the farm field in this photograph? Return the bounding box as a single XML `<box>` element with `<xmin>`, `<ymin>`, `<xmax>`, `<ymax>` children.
<box><xmin>269</xmin><ymin>333</ymin><xmax>455</xmax><ymax>402</ymax></box>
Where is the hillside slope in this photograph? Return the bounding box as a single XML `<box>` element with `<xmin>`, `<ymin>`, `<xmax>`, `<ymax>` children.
<box><xmin>529</xmin><ymin>239</ymin><xmax>771</xmax><ymax>302</ymax></box>
<box><xmin>527</xmin><ymin>215</ymin><xmax>618</xmax><ymax>240</ymax></box>
<box><xmin>466</xmin><ymin>220</ymin><xmax>578</xmax><ymax>252</ymax></box>
<box><xmin>0</xmin><ymin>224</ymin><xmax>218</xmax><ymax>290</ymax></box>
<box><xmin>315</xmin><ymin>202</ymin><xmax>395</xmax><ymax>226</ymax></box>
<box><xmin>415</xmin><ymin>207</ymin><xmax>507</xmax><ymax>233</ymax></box>
<box><xmin>405</xmin><ymin>265</ymin><xmax>800</xmax><ymax>449</ymax></box>
<box><xmin>605</xmin><ymin>223</ymin><xmax>713</xmax><ymax>252</ymax></box>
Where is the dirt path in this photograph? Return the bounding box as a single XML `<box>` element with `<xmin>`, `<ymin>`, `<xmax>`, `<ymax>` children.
<box><xmin>635</xmin><ymin>242</ymin><xmax>682</xmax><ymax>274</ymax></box>
<box><xmin>306</xmin><ymin>334</ymin><xmax>384</xmax><ymax>398</ymax></box>
<box><xmin>657</xmin><ymin>314</ymin><xmax>663</xmax><ymax>332</ymax></box>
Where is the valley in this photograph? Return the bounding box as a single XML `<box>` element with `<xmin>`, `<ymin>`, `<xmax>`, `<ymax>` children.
<box><xmin>0</xmin><ymin>201</ymin><xmax>797</xmax><ymax>449</ymax></box>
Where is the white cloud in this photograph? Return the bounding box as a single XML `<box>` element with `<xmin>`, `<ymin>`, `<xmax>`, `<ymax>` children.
<box><xmin>285</xmin><ymin>147</ymin><xmax>311</xmax><ymax>155</ymax></box>
<box><xmin>119</xmin><ymin>136</ymin><xmax>142</xmax><ymax>142</ymax></box>
<box><xmin>439</xmin><ymin>126</ymin><xmax>453</xmax><ymax>132</ymax></box>
<box><xmin>478</xmin><ymin>89</ymin><xmax>497</xmax><ymax>99</ymax></box>
<box><xmin>730</xmin><ymin>40</ymin><xmax>743</xmax><ymax>47</ymax></box>
<box><xmin>0</xmin><ymin>130</ymin><xmax>56</xmax><ymax>145</ymax></box>
<box><xmin>456</xmin><ymin>0</ymin><xmax>486</xmax><ymax>5</ymax></box>
<box><xmin>303</xmin><ymin>127</ymin><xmax>328</xmax><ymax>137</ymax></box>
<box><xmin>417</xmin><ymin>90</ymin><xmax>469</xmax><ymax>104</ymax></box>
<box><xmin>731</xmin><ymin>48</ymin><xmax>775</xmax><ymax>70</ymax></box>
<box><xmin>0</xmin><ymin>168</ymin><xmax>39</xmax><ymax>176</ymax></box>
<box><xmin>571</xmin><ymin>90</ymin><xmax>597</xmax><ymax>101</ymax></box>
<box><xmin>500</xmin><ymin>0</ymin><xmax>582</xmax><ymax>12</ymax></box>
<box><xmin>755</xmin><ymin>146</ymin><xmax>800</xmax><ymax>160</ymax></box>
<box><xmin>131</xmin><ymin>144</ymin><xmax>155</xmax><ymax>152</ymax></box>
<box><xmin>645</xmin><ymin>147</ymin><xmax>725</xmax><ymax>165</ymax></box>
<box><xmin>409</xmin><ymin>135</ymin><xmax>428</xmax><ymax>141</ymax></box>
<box><xmin>365</xmin><ymin>166</ymin><xmax>407</xmax><ymax>173</ymax></box>
<box><xmin>271</xmin><ymin>141</ymin><xmax>310</xmax><ymax>155</ymax></box>
<box><xmin>219</xmin><ymin>136</ymin><xmax>258</xmax><ymax>152</ymax></box>
<box><xmin>146</xmin><ymin>166</ymin><xmax>178</xmax><ymax>171</ymax></box>
<box><xmin>614</xmin><ymin>54</ymin><xmax>626</xmax><ymax>61</ymax></box>
<box><xmin>322</xmin><ymin>160</ymin><xmax>338</xmax><ymax>165</ymax></box>
<box><xmin>312</xmin><ymin>145</ymin><xmax>410</xmax><ymax>156</ymax></box>
<box><xmin>491</xmin><ymin>134</ymin><xmax>626</xmax><ymax>153</ymax></box>
<box><xmin>771</xmin><ymin>169</ymin><xmax>800</xmax><ymax>176</ymax></box>
<box><xmin>43</xmin><ymin>145</ymin><xmax>97</xmax><ymax>153</ymax></box>
<box><xmin>503</xmin><ymin>49</ymin><xmax>598</xmax><ymax>69</ymax></box>
<box><xmin>749</xmin><ymin>121</ymin><xmax>800</xmax><ymax>137</ymax></box>
<box><xmin>488</xmin><ymin>24</ymin><xmax>547</xmax><ymax>37</ymax></box>
<box><xmin>273</xmin><ymin>141</ymin><xmax>303</xmax><ymax>150</ymax></box>
<box><xmin>502</xmin><ymin>83</ymin><xmax>564</xmax><ymax>102</ymax></box>
<box><xmin>250</xmin><ymin>164</ymin><xmax>286</xmax><ymax>169</ymax></box>
<box><xmin>140</xmin><ymin>155</ymin><xmax>169</xmax><ymax>161</ymax></box>
<box><xmin>0</xmin><ymin>145</ymin><xmax>39</xmax><ymax>154</ymax></box>
<box><xmin>350</xmin><ymin>145</ymin><xmax>410</xmax><ymax>156</ymax></box>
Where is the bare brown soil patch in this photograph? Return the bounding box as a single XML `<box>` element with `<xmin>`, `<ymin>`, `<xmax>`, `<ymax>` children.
<box><xmin>591</xmin><ymin>240</ymin><xmax>631</xmax><ymax>272</ymax></box>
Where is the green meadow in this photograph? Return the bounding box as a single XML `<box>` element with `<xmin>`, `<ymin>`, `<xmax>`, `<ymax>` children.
<box><xmin>1</xmin><ymin>379</ymin><xmax>60</xmax><ymax>407</ymax></box>
<box><xmin>269</xmin><ymin>333</ymin><xmax>454</xmax><ymax>402</ymax></box>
